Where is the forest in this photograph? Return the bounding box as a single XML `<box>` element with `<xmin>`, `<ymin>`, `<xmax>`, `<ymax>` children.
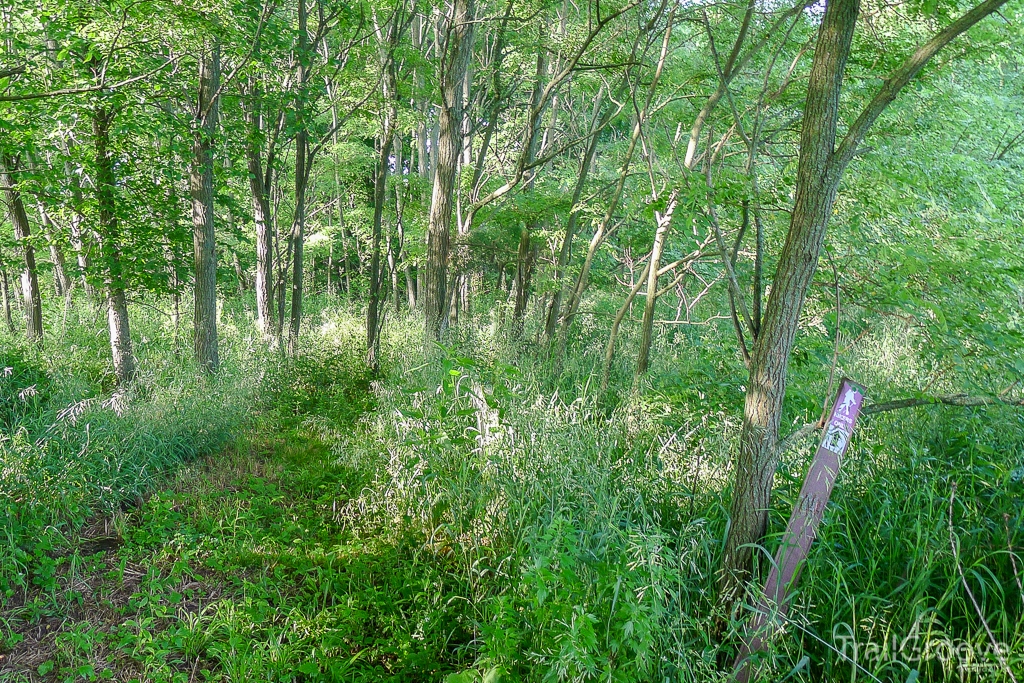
<box><xmin>1</xmin><ymin>0</ymin><xmax>1023</xmax><ymax>679</ymax></box>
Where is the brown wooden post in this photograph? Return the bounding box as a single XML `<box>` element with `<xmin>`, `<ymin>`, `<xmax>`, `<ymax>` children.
<box><xmin>733</xmin><ymin>378</ymin><xmax>866</xmax><ymax>682</ymax></box>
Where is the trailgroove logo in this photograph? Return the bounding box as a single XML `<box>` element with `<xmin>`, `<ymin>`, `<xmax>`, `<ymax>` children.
<box><xmin>832</xmin><ymin>617</ymin><xmax>1015</xmax><ymax>681</ymax></box>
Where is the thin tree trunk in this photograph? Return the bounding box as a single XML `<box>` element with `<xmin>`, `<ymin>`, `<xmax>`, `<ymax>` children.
<box><xmin>1</xmin><ymin>155</ymin><xmax>44</xmax><ymax>342</ymax></box>
<box><xmin>0</xmin><ymin>267</ymin><xmax>14</xmax><ymax>334</ymax></box>
<box><xmin>393</xmin><ymin>132</ymin><xmax>406</xmax><ymax>314</ymax></box>
<box><xmin>163</xmin><ymin>238</ymin><xmax>180</xmax><ymax>341</ymax></box>
<box><xmin>288</xmin><ymin>0</ymin><xmax>310</xmax><ymax>356</ymax></box>
<box><xmin>544</xmin><ymin>87</ymin><xmax>607</xmax><ymax>343</ymax></box>
<box><xmin>38</xmin><ymin>206</ymin><xmax>72</xmax><ymax>298</ymax></box>
<box><xmin>65</xmin><ymin>158</ymin><xmax>94</xmax><ymax>299</ymax></box>
<box><xmin>367</xmin><ymin>74</ymin><xmax>398</xmax><ymax>370</ymax></box>
<box><xmin>93</xmin><ymin>106</ymin><xmax>137</xmax><ymax>384</ymax></box>
<box><xmin>508</xmin><ymin>39</ymin><xmax>550</xmax><ymax>337</ymax></box>
<box><xmin>245</xmin><ymin>115</ymin><xmax>275</xmax><ymax>338</ymax></box>
<box><xmin>192</xmin><ymin>39</ymin><xmax>220</xmax><ymax>373</ymax></box>
<box><xmin>636</xmin><ymin>193</ymin><xmax>676</xmax><ymax>375</ymax></box>
<box><xmin>601</xmin><ymin>260</ymin><xmax>651</xmax><ymax>393</ymax></box>
<box><xmin>233</xmin><ymin>251</ymin><xmax>245</xmax><ymax>293</ymax></box>
<box><xmin>559</xmin><ymin>6</ymin><xmax>675</xmax><ymax>348</ymax></box>
<box><xmin>405</xmin><ymin>266</ymin><xmax>416</xmax><ymax>308</ymax></box>
<box><xmin>511</xmin><ymin>224</ymin><xmax>537</xmax><ymax>338</ymax></box>
<box><xmin>423</xmin><ymin>0</ymin><xmax>475</xmax><ymax>339</ymax></box>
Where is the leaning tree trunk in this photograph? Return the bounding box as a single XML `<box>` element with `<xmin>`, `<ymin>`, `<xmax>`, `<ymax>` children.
<box><xmin>93</xmin><ymin>106</ymin><xmax>137</xmax><ymax>385</ymax></box>
<box><xmin>718</xmin><ymin>0</ymin><xmax>1010</xmax><ymax>604</ymax></box>
<box><xmin>636</xmin><ymin>192</ymin><xmax>677</xmax><ymax>375</ymax></box>
<box><xmin>423</xmin><ymin>0</ymin><xmax>475</xmax><ymax>339</ymax></box>
<box><xmin>720</xmin><ymin>0</ymin><xmax>859</xmax><ymax>604</ymax></box>
<box><xmin>1</xmin><ymin>155</ymin><xmax>44</xmax><ymax>343</ymax></box>
<box><xmin>191</xmin><ymin>39</ymin><xmax>221</xmax><ymax>373</ymax></box>
<box><xmin>544</xmin><ymin>108</ymin><xmax>603</xmax><ymax>343</ymax></box>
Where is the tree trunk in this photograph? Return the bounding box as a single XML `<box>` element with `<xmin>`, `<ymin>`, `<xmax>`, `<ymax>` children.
<box><xmin>1</xmin><ymin>155</ymin><xmax>44</xmax><ymax>343</ymax></box>
<box><xmin>192</xmin><ymin>39</ymin><xmax>220</xmax><ymax>373</ymax></box>
<box><xmin>423</xmin><ymin>0</ymin><xmax>475</xmax><ymax>339</ymax></box>
<box><xmin>405</xmin><ymin>266</ymin><xmax>416</xmax><ymax>309</ymax></box>
<box><xmin>38</xmin><ymin>206</ymin><xmax>72</xmax><ymax>298</ymax></box>
<box><xmin>0</xmin><ymin>267</ymin><xmax>14</xmax><ymax>334</ymax></box>
<box><xmin>636</xmin><ymin>193</ymin><xmax>676</xmax><ymax>375</ymax></box>
<box><xmin>511</xmin><ymin>224</ymin><xmax>537</xmax><ymax>338</ymax></box>
<box><xmin>367</xmin><ymin>73</ymin><xmax>398</xmax><ymax>370</ymax></box>
<box><xmin>508</xmin><ymin>41</ymin><xmax>550</xmax><ymax>338</ymax></box>
<box><xmin>93</xmin><ymin>106</ymin><xmax>137</xmax><ymax>385</ymax></box>
<box><xmin>558</xmin><ymin>6</ymin><xmax>675</xmax><ymax>355</ymax></box>
<box><xmin>602</xmin><ymin>260</ymin><xmax>651</xmax><ymax>393</ymax></box>
<box><xmin>163</xmin><ymin>238</ymin><xmax>180</xmax><ymax>341</ymax></box>
<box><xmin>246</xmin><ymin>125</ymin><xmax>274</xmax><ymax>338</ymax></box>
<box><xmin>544</xmin><ymin>119</ymin><xmax>601</xmax><ymax>343</ymax></box>
<box><xmin>65</xmin><ymin>158</ymin><xmax>95</xmax><ymax>299</ymax></box>
<box><xmin>392</xmin><ymin>132</ymin><xmax>405</xmax><ymax>315</ymax></box>
<box><xmin>288</xmin><ymin>0</ymin><xmax>309</xmax><ymax>356</ymax></box>
<box><xmin>233</xmin><ymin>251</ymin><xmax>245</xmax><ymax>293</ymax></box>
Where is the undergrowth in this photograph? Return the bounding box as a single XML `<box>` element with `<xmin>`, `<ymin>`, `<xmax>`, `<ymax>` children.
<box><xmin>1</xmin><ymin>295</ymin><xmax>1021</xmax><ymax>682</ymax></box>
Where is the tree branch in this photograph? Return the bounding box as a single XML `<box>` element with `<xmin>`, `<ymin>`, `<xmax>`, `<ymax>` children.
<box><xmin>829</xmin><ymin>0</ymin><xmax>1011</xmax><ymax>178</ymax></box>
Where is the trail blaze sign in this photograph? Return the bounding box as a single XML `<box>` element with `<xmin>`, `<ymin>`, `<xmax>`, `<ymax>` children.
<box><xmin>733</xmin><ymin>378</ymin><xmax>866</xmax><ymax>682</ymax></box>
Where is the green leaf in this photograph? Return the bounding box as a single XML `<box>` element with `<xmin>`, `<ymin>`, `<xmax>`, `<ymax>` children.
<box><xmin>297</xmin><ymin>661</ymin><xmax>319</xmax><ymax>675</ymax></box>
<box><xmin>482</xmin><ymin>666</ymin><xmax>504</xmax><ymax>683</ymax></box>
<box><xmin>445</xmin><ymin>671</ymin><xmax>479</xmax><ymax>683</ymax></box>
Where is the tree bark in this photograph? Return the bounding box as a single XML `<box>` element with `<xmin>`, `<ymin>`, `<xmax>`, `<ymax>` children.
<box><xmin>163</xmin><ymin>238</ymin><xmax>180</xmax><ymax>340</ymax></box>
<box><xmin>544</xmin><ymin>92</ymin><xmax>605</xmax><ymax>343</ymax></box>
<box><xmin>406</xmin><ymin>266</ymin><xmax>416</xmax><ymax>309</ymax></box>
<box><xmin>93</xmin><ymin>106</ymin><xmax>137</xmax><ymax>385</ymax></box>
<box><xmin>191</xmin><ymin>39</ymin><xmax>220</xmax><ymax>373</ymax></box>
<box><xmin>423</xmin><ymin>0</ymin><xmax>475</xmax><ymax>339</ymax></box>
<box><xmin>559</xmin><ymin>5</ymin><xmax>675</xmax><ymax>350</ymax></box>
<box><xmin>602</xmin><ymin>260</ymin><xmax>651</xmax><ymax>393</ymax></box>
<box><xmin>1</xmin><ymin>155</ymin><xmax>44</xmax><ymax>342</ymax></box>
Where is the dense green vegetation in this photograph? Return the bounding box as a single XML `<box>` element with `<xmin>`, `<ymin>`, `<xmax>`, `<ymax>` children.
<box><xmin>2</xmin><ymin>0</ymin><xmax>1024</xmax><ymax>680</ymax></box>
<box><xmin>1</xmin><ymin>300</ymin><xmax>1022</xmax><ymax>681</ymax></box>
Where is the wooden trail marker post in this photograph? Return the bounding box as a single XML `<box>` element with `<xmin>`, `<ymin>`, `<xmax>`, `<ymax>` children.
<box><xmin>733</xmin><ymin>378</ymin><xmax>866</xmax><ymax>682</ymax></box>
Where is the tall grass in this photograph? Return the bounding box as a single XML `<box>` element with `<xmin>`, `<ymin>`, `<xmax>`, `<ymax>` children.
<box><xmin>2</xmin><ymin>289</ymin><xmax>1020</xmax><ymax>681</ymax></box>
<box><xmin>0</xmin><ymin>299</ymin><xmax>266</xmax><ymax>599</ymax></box>
<box><xmin>322</xmin><ymin>295</ymin><xmax>1023</xmax><ymax>682</ymax></box>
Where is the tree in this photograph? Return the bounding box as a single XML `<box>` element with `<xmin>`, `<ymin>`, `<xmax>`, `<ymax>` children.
<box><xmin>423</xmin><ymin>0</ymin><xmax>475</xmax><ymax>339</ymax></box>
<box><xmin>0</xmin><ymin>155</ymin><xmax>44</xmax><ymax>342</ymax></box>
<box><xmin>719</xmin><ymin>0</ymin><xmax>1012</xmax><ymax>603</ymax></box>
<box><xmin>367</xmin><ymin>6</ymin><xmax>405</xmax><ymax>370</ymax></box>
<box><xmin>192</xmin><ymin>36</ymin><xmax>221</xmax><ymax>373</ymax></box>
<box><xmin>92</xmin><ymin>104</ymin><xmax>137</xmax><ymax>385</ymax></box>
